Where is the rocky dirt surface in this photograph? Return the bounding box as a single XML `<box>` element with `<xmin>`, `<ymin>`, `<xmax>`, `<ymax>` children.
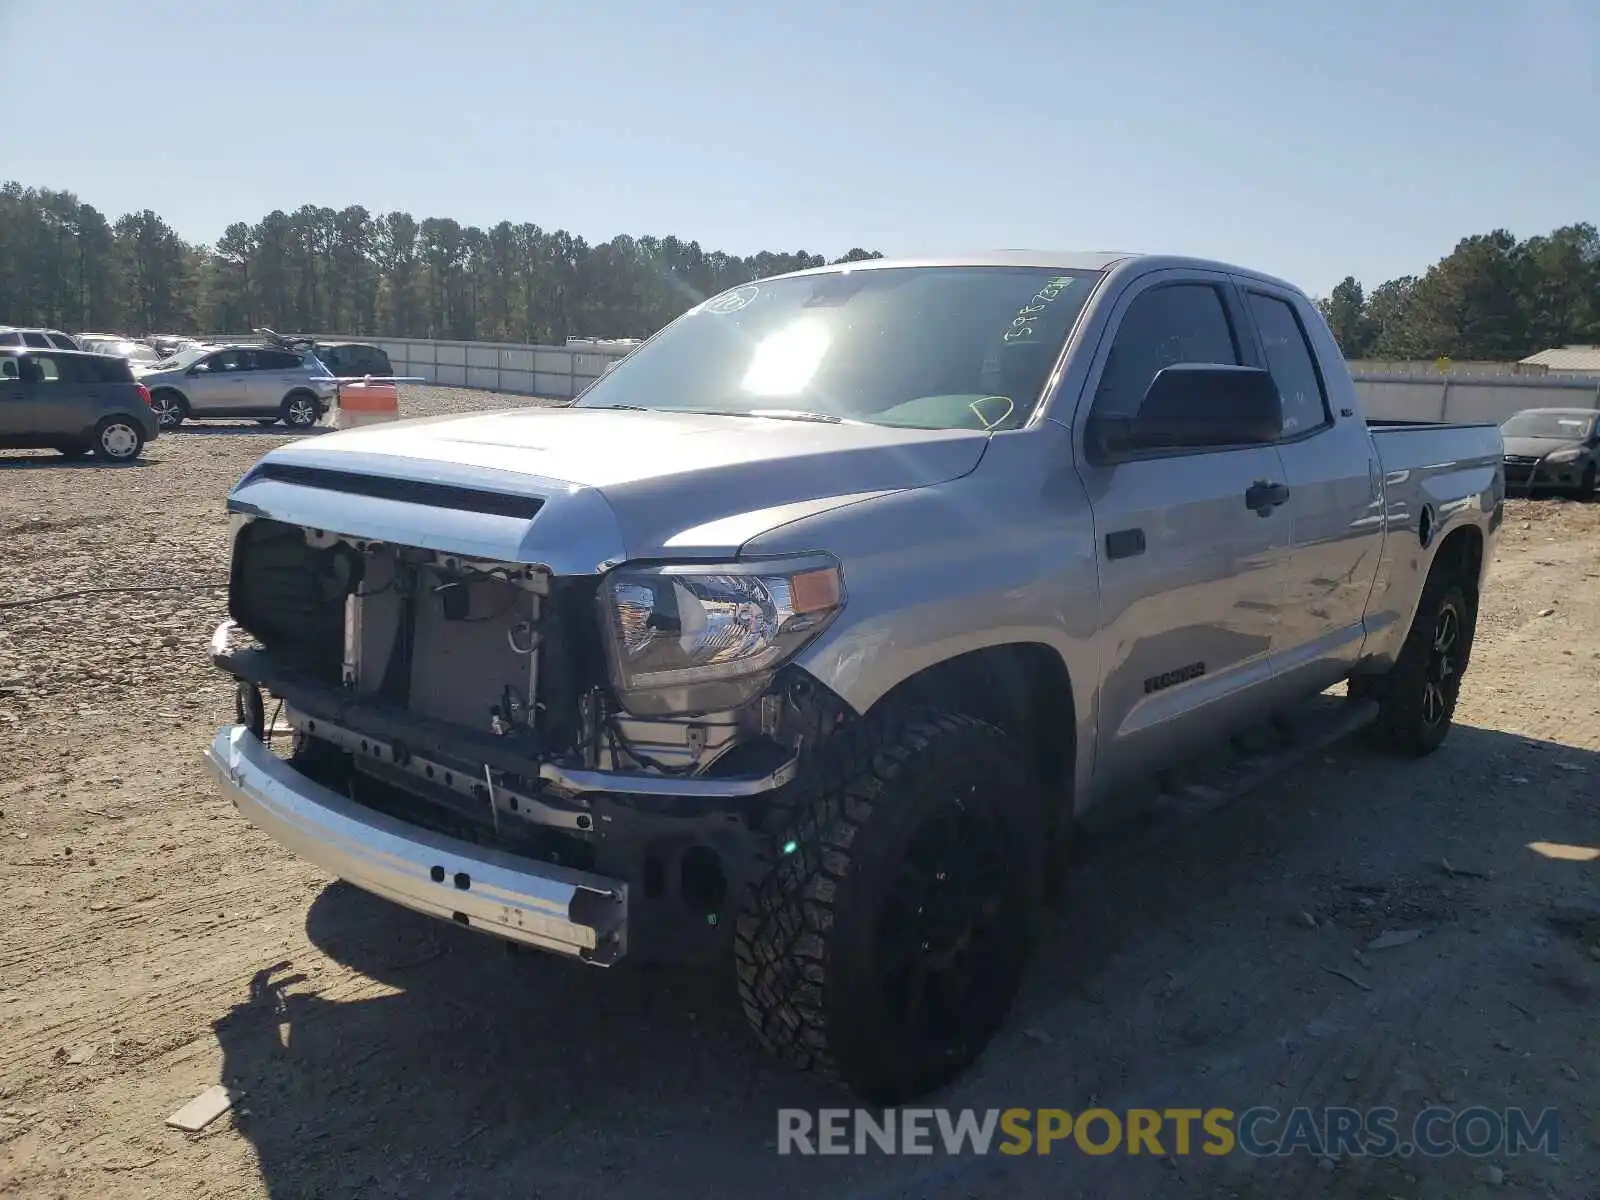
<box><xmin>1</xmin><ymin>391</ymin><xmax>1597</xmax><ymax>1199</ymax></box>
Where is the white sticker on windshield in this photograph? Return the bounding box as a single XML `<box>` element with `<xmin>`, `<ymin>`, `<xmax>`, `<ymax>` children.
<box><xmin>706</xmin><ymin>285</ymin><xmax>759</xmax><ymax>315</ymax></box>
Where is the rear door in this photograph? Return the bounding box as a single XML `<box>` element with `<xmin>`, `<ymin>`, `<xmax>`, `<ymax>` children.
<box><xmin>1239</xmin><ymin>283</ymin><xmax>1385</xmax><ymax>692</ymax></box>
<box><xmin>38</xmin><ymin>354</ymin><xmax>102</xmax><ymax>437</ymax></box>
<box><xmin>249</xmin><ymin>348</ymin><xmax>304</xmax><ymax>410</ymax></box>
<box><xmin>1073</xmin><ymin>271</ymin><xmax>1292</xmax><ymax>789</ymax></box>
<box><xmin>17</xmin><ymin>352</ymin><xmax>81</xmax><ymax>438</ymax></box>
<box><xmin>187</xmin><ymin>348</ymin><xmax>253</xmax><ymax>414</ymax></box>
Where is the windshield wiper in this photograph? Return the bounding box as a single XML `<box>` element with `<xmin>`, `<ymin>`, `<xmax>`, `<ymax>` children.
<box><xmin>745</xmin><ymin>408</ymin><xmax>845</xmax><ymax>424</ymax></box>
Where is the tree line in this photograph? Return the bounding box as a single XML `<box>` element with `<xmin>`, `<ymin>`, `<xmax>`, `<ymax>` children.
<box><xmin>1315</xmin><ymin>224</ymin><xmax>1599</xmax><ymax>363</ymax></box>
<box><xmin>0</xmin><ymin>182</ymin><xmax>881</xmax><ymax>344</ymax></box>
<box><xmin>3</xmin><ymin>182</ymin><xmax>1594</xmax><ymax>360</ymax></box>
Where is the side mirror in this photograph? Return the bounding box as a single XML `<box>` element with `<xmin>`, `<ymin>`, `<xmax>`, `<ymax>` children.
<box><xmin>1089</xmin><ymin>364</ymin><xmax>1282</xmax><ymax>455</ymax></box>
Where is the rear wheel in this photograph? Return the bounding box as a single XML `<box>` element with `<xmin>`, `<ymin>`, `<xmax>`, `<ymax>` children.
<box><xmin>149</xmin><ymin>389</ymin><xmax>186</xmax><ymax>430</ymax></box>
<box><xmin>1353</xmin><ymin>574</ymin><xmax>1474</xmax><ymax>756</ymax></box>
<box><xmin>281</xmin><ymin>392</ymin><xmax>320</xmax><ymax>429</ymax></box>
<box><xmin>735</xmin><ymin>709</ymin><xmax>1045</xmax><ymax>1102</ymax></box>
<box><xmin>92</xmin><ymin>417</ymin><xmax>145</xmax><ymax>462</ymax></box>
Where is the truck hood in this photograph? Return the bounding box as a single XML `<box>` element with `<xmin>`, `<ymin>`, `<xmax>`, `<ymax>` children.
<box><xmin>229</xmin><ymin>406</ymin><xmax>990</xmax><ymax>569</ymax></box>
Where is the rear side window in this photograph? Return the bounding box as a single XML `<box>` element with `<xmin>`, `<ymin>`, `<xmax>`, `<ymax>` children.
<box><xmin>0</xmin><ymin>332</ymin><xmax>20</xmax><ymax>346</ymax></box>
<box><xmin>1246</xmin><ymin>293</ymin><xmax>1329</xmax><ymax>436</ymax></box>
<box><xmin>1091</xmin><ymin>283</ymin><xmax>1241</xmax><ymax>420</ymax></box>
<box><xmin>255</xmin><ymin>349</ymin><xmax>302</xmax><ymax>370</ymax></box>
<box><xmin>86</xmin><ymin>355</ymin><xmax>134</xmax><ymax>383</ymax></box>
<box><xmin>206</xmin><ymin>349</ymin><xmax>252</xmax><ymax>371</ymax></box>
<box><xmin>46</xmin><ymin>332</ymin><xmax>77</xmax><ymax>350</ymax></box>
<box><xmin>22</xmin><ymin>331</ymin><xmax>51</xmax><ymax>348</ymax></box>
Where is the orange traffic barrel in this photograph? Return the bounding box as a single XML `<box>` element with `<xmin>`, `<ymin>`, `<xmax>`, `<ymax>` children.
<box><xmin>330</xmin><ymin>377</ymin><xmax>400</xmax><ymax>428</ymax></box>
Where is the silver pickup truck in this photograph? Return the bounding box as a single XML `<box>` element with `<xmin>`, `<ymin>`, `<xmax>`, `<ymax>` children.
<box><xmin>205</xmin><ymin>252</ymin><xmax>1504</xmax><ymax>1101</ymax></box>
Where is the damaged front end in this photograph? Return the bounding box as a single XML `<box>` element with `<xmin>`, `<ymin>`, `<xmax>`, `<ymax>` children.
<box><xmin>207</xmin><ymin>498</ymin><xmax>848</xmax><ymax>966</ymax></box>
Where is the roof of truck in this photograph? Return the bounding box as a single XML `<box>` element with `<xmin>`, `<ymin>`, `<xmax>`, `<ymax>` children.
<box><xmin>776</xmin><ymin>251</ymin><xmax>1308</xmax><ymax>296</ymax></box>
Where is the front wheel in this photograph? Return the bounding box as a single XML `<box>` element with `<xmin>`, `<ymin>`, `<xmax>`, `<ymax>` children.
<box><xmin>280</xmin><ymin>393</ymin><xmax>320</xmax><ymax>429</ymax></box>
<box><xmin>735</xmin><ymin>710</ymin><xmax>1045</xmax><ymax>1102</ymax></box>
<box><xmin>1354</xmin><ymin>575</ymin><xmax>1474</xmax><ymax>756</ymax></box>
<box><xmin>92</xmin><ymin>417</ymin><xmax>145</xmax><ymax>462</ymax></box>
<box><xmin>1573</xmin><ymin>463</ymin><xmax>1597</xmax><ymax>500</ymax></box>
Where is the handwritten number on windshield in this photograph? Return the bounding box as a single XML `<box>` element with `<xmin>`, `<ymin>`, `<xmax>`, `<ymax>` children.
<box><xmin>1003</xmin><ymin>276</ymin><xmax>1075</xmax><ymax>343</ymax></box>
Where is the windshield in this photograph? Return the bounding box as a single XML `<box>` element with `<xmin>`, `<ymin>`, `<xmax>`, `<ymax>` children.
<box><xmin>100</xmin><ymin>340</ymin><xmax>160</xmax><ymax>363</ymax></box>
<box><xmin>1501</xmin><ymin>411</ymin><xmax>1597</xmax><ymax>440</ymax></box>
<box><xmin>153</xmin><ymin>347</ymin><xmax>207</xmax><ymax>370</ymax></box>
<box><xmin>573</xmin><ymin>266</ymin><xmax>1101</xmax><ymax>430</ymax></box>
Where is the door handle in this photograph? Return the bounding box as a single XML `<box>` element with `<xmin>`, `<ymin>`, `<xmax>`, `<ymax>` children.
<box><xmin>1104</xmin><ymin>528</ymin><xmax>1146</xmax><ymax>560</ymax></box>
<box><xmin>1244</xmin><ymin>480</ymin><xmax>1290</xmax><ymax>515</ymax></box>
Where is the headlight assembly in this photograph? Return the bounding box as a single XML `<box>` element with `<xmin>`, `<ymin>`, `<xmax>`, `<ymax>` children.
<box><xmin>1544</xmin><ymin>448</ymin><xmax>1581</xmax><ymax>464</ymax></box>
<box><xmin>599</xmin><ymin>556</ymin><xmax>845</xmax><ymax>716</ymax></box>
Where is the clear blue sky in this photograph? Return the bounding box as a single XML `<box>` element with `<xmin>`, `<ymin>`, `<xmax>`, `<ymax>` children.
<box><xmin>3</xmin><ymin>0</ymin><xmax>1594</xmax><ymax>296</ymax></box>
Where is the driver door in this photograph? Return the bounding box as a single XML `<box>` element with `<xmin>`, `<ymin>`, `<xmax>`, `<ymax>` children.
<box><xmin>187</xmin><ymin>348</ymin><xmax>253</xmax><ymax>415</ymax></box>
<box><xmin>1074</xmin><ymin>272</ymin><xmax>1292</xmax><ymax>791</ymax></box>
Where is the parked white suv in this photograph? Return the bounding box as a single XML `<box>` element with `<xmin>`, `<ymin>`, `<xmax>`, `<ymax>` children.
<box><xmin>0</xmin><ymin>326</ymin><xmax>82</xmax><ymax>351</ymax></box>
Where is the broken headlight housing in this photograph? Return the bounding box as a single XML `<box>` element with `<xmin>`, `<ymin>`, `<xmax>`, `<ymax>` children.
<box><xmin>599</xmin><ymin>556</ymin><xmax>845</xmax><ymax>716</ymax></box>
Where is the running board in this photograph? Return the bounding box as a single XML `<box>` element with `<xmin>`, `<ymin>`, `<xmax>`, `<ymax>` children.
<box><xmin>1079</xmin><ymin>694</ymin><xmax>1379</xmax><ymax>865</ymax></box>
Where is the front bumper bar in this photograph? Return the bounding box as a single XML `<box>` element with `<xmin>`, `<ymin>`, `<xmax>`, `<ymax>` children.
<box><xmin>204</xmin><ymin>725</ymin><xmax>629</xmax><ymax>964</ymax></box>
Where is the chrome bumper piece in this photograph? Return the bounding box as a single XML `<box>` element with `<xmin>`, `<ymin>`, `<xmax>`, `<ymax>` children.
<box><xmin>204</xmin><ymin>725</ymin><xmax>628</xmax><ymax>964</ymax></box>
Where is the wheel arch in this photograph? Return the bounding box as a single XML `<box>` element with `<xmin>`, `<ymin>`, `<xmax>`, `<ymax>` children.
<box><xmin>863</xmin><ymin>642</ymin><xmax>1078</xmax><ymax>832</ymax></box>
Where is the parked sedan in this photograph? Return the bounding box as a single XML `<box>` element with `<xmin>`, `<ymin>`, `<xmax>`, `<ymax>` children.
<box><xmin>1499</xmin><ymin>408</ymin><xmax>1600</xmax><ymax>497</ymax></box>
<box><xmin>0</xmin><ymin>348</ymin><xmax>159</xmax><ymax>461</ymax></box>
<box><xmin>77</xmin><ymin>335</ymin><xmax>163</xmax><ymax>366</ymax></box>
<box><xmin>135</xmin><ymin>344</ymin><xmax>339</xmax><ymax>430</ymax></box>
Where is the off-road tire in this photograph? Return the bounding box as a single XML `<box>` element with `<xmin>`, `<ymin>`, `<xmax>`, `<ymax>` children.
<box><xmin>1353</xmin><ymin>572</ymin><xmax>1474</xmax><ymax>756</ymax></box>
<box><xmin>734</xmin><ymin>709</ymin><xmax>1045</xmax><ymax>1103</ymax></box>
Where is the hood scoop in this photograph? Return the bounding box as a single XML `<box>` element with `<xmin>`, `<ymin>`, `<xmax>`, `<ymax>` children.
<box><xmin>250</xmin><ymin>462</ymin><xmax>545</xmax><ymax>520</ymax></box>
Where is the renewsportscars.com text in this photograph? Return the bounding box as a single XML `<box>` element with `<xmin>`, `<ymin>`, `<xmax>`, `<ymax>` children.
<box><xmin>777</xmin><ymin>1106</ymin><xmax>1560</xmax><ymax>1158</ymax></box>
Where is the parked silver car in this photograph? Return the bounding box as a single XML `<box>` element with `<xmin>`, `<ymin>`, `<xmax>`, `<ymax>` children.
<box><xmin>136</xmin><ymin>344</ymin><xmax>338</xmax><ymax>430</ymax></box>
<box><xmin>77</xmin><ymin>335</ymin><xmax>163</xmax><ymax>366</ymax></box>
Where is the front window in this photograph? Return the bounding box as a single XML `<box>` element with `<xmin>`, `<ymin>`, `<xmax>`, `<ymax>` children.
<box><xmin>1501</xmin><ymin>412</ymin><xmax>1597</xmax><ymax>440</ymax></box>
<box><xmin>155</xmin><ymin>347</ymin><xmax>208</xmax><ymax>370</ymax></box>
<box><xmin>573</xmin><ymin>266</ymin><xmax>1102</xmax><ymax>430</ymax></box>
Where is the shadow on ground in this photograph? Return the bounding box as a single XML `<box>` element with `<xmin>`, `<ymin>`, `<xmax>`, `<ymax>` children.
<box><xmin>0</xmin><ymin>454</ymin><xmax>149</xmax><ymax>470</ymax></box>
<box><xmin>213</xmin><ymin>723</ymin><xmax>1599</xmax><ymax>1200</ymax></box>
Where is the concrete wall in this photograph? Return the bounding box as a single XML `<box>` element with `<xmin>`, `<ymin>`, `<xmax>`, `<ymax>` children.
<box><xmin>1351</xmin><ymin>371</ymin><xmax>1600</xmax><ymax>424</ymax></box>
<box><xmin>205</xmin><ymin>333</ymin><xmax>1600</xmax><ymax>421</ymax></box>
<box><xmin>205</xmin><ymin>334</ymin><xmax>636</xmax><ymax>400</ymax></box>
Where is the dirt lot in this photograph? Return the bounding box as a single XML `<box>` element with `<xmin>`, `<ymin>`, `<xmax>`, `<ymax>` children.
<box><xmin>2</xmin><ymin>389</ymin><xmax>1597</xmax><ymax>1200</ymax></box>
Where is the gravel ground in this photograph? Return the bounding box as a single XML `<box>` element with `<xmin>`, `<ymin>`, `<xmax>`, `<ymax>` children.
<box><xmin>1</xmin><ymin>388</ymin><xmax>1598</xmax><ymax>1199</ymax></box>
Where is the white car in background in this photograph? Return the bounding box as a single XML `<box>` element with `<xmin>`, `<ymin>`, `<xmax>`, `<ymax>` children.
<box><xmin>77</xmin><ymin>334</ymin><xmax>163</xmax><ymax>366</ymax></box>
<box><xmin>0</xmin><ymin>326</ymin><xmax>81</xmax><ymax>351</ymax></box>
